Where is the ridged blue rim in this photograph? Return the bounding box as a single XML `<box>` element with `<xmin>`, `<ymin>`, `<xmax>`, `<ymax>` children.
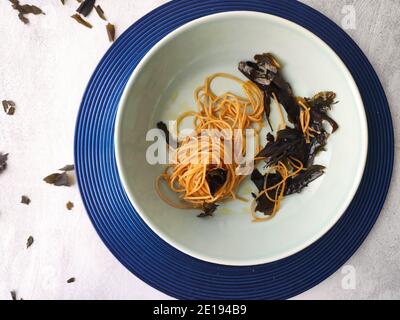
<box><xmin>74</xmin><ymin>0</ymin><xmax>394</xmax><ymax>299</ymax></box>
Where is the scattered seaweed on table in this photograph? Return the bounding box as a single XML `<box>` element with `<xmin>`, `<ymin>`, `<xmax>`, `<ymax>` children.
<box><xmin>43</xmin><ymin>172</ymin><xmax>70</xmax><ymax>187</ymax></box>
<box><xmin>94</xmin><ymin>5</ymin><xmax>106</xmax><ymax>21</ymax></box>
<box><xmin>26</xmin><ymin>236</ymin><xmax>34</xmax><ymax>249</ymax></box>
<box><xmin>106</xmin><ymin>22</ymin><xmax>115</xmax><ymax>42</ymax></box>
<box><xmin>9</xmin><ymin>0</ymin><xmax>44</xmax><ymax>24</ymax></box>
<box><xmin>21</xmin><ymin>195</ymin><xmax>31</xmax><ymax>205</ymax></box>
<box><xmin>76</xmin><ymin>0</ymin><xmax>96</xmax><ymax>17</ymax></box>
<box><xmin>0</xmin><ymin>153</ymin><xmax>9</xmax><ymax>174</ymax></box>
<box><xmin>2</xmin><ymin>100</ymin><xmax>16</xmax><ymax>115</ymax></box>
<box><xmin>66</xmin><ymin>201</ymin><xmax>74</xmax><ymax>210</ymax></box>
<box><xmin>67</xmin><ymin>277</ymin><xmax>75</xmax><ymax>283</ymax></box>
<box><xmin>71</xmin><ymin>13</ymin><xmax>93</xmax><ymax>28</ymax></box>
<box><xmin>10</xmin><ymin>291</ymin><xmax>17</xmax><ymax>300</ymax></box>
<box><xmin>59</xmin><ymin>164</ymin><xmax>75</xmax><ymax>172</ymax></box>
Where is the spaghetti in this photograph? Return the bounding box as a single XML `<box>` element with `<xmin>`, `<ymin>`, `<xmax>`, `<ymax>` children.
<box><xmin>155</xmin><ymin>73</ymin><xmax>264</xmax><ymax>210</ymax></box>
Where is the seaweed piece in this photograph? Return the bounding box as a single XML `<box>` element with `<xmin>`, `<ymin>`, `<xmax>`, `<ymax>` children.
<box><xmin>285</xmin><ymin>165</ymin><xmax>325</xmax><ymax>195</ymax></box>
<box><xmin>251</xmin><ymin>171</ymin><xmax>283</xmax><ymax>215</ymax></box>
<box><xmin>26</xmin><ymin>236</ymin><xmax>34</xmax><ymax>249</ymax></box>
<box><xmin>250</xmin><ymin>168</ymin><xmax>265</xmax><ymax>192</ymax></box>
<box><xmin>59</xmin><ymin>164</ymin><xmax>74</xmax><ymax>172</ymax></box>
<box><xmin>60</xmin><ymin>0</ymin><xmax>65</xmax><ymax>4</ymax></box>
<box><xmin>0</xmin><ymin>153</ymin><xmax>8</xmax><ymax>174</ymax></box>
<box><xmin>67</xmin><ymin>277</ymin><xmax>75</xmax><ymax>283</ymax></box>
<box><xmin>238</xmin><ymin>53</ymin><xmax>300</xmax><ymax>127</ymax></box>
<box><xmin>198</xmin><ymin>203</ymin><xmax>218</xmax><ymax>218</ymax></box>
<box><xmin>94</xmin><ymin>5</ymin><xmax>106</xmax><ymax>21</ymax></box>
<box><xmin>43</xmin><ymin>172</ymin><xmax>70</xmax><ymax>186</ymax></box>
<box><xmin>10</xmin><ymin>291</ymin><xmax>17</xmax><ymax>300</ymax></box>
<box><xmin>71</xmin><ymin>13</ymin><xmax>92</xmax><ymax>28</ymax></box>
<box><xmin>106</xmin><ymin>22</ymin><xmax>115</xmax><ymax>42</ymax></box>
<box><xmin>66</xmin><ymin>201</ymin><xmax>74</xmax><ymax>210</ymax></box>
<box><xmin>21</xmin><ymin>195</ymin><xmax>31</xmax><ymax>205</ymax></box>
<box><xmin>257</xmin><ymin>128</ymin><xmax>308</xmax><ymax>167</ymax></box>
<box><xmin>157</xmin><ymin>121</ymin><xmax>177</xmax><ymax>146</ymax></box>
<box><xmin>76</xmin><ymin>0</ymin><xmax>95</xmax><ymax>17</ymax></box>
<box><xmin>9</xmin><ymin>0</ymin><xmax>44</xmax><ymax>24</ymax></box>
<box><xmin>2</xmin><ymin>100</ymin><xmax>16</xmax><ymax>115</ymax></box>
<box><xmin>206</xmin><ymin>168</ymin><xmax>227</xmax><ymax>196</ymax></box>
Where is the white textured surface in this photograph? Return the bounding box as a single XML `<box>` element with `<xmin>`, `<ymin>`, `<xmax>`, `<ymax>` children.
<box><xmin>0</xmin><ymin>0</ymin><xmax>398</xmax><ymax>300</ymax></box>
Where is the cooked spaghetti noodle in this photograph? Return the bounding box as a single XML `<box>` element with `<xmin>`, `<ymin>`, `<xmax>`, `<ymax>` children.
<box><xmin>155</xmin><ymin>73</ymin><xmax>264</xmax><ymax>209</ymax></box>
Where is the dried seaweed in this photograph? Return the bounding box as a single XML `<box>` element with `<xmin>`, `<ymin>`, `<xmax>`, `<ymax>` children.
<box><xmin>43</xmin><ymin>172</ymin><xmax>70</xmax><ymax>187</ymax></box>
<box><xmin>285</xmin><ymin>165</ymin><xmax>325</xmax><ymax>195</ymax></box>
<box><xmin>239</xmin><ymin>53</ymin><xmax>300</xmax><ymax>127</ymax></box>
<box><xmin>157</xmin><ymin>121</ymin><xmax>176</xmax><ymax>146</ymax></box>
<box><xmin>206</xmin><ymin>168</ymin><xmax>227</xmax><ymax>196</ymax></box>
<box><xmin>66</xmin><ymin>201</ymin><xmax>74</xmax><ymax>210</ymax></box>
<box><xmin>10</xmin><ymin>291</ymin><xmax>17</xmax><ymax>300</ymax></box>
<box><xmin>76</xmin><ymin>0</ymin><xmax>96</xmax><ymax>17</ymax></box>
<box><xmin>251</xmin><ymin>169</ymin><xmax>283</xmax><ymax>215</ymax></box>
<box><xmin>9</xmin><ymin>0</ymin><xmax>44</xmax><ymax>24</ymax></box>
<box><xmin>257</xmin><ymin>128</ymin><xmax>309</xmax><ymax>167</ymax></box>
<box><xmin>2</xmin><ymin>100</ymin><xmax>16</xmax><ymax>115</ymax></box>
<box><xmin>243</xmin><ymin>53</ymin><xmax>339</xmax><ymax>217</ymax></box>
<box><xmin>67</xmin><ymin>277</ymin><xmax>75</xmax><ymax>283</ymax></box>
<box><xmin>26</xmin><ymin>236</ymin><xmax>34</xmax><ymax>249</ymax></box>
<box><xmin>21</xmin><ymin>195</ymin><xmax>31</xmax><ymax>205</ymax></box>
<box><xmin>106</xmin><ymin>23</ymin><xmax>115</xmax><ymax>42</ymax></box>
<box><xmin>59</xmin><ymin>164</ymin><xmax>75</xmax><ymax>172</ymax></box>
<box><xmin>0</xmin><ymin>153</ymin><xmax>8</xmax><ymax>174</ymax></box>
<box><xmin>198</xmin><ymin>203</ymin><xmax>218</xmax><ymax>218</ymax></box>
<box><xmin>71</xmin><ymin>13</ymin><xmax>93</xmax><ymax>28</ymax></box>
<box><xmin>60</xmin><ymin>0</ymin><xmax>65</xmax><ymax>4</ymax></box>
<box><xmin>94</xmin><ymin>5</ymin><xmax>106</xmax><ymax>21</ymax></box>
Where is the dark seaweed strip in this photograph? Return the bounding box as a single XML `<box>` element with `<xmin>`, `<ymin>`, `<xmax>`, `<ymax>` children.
<box><xmin>2</xmin><ymin>100</ymin><xmax>16</xmax><ymax>115</ymax></box>
<box><xmin>106</xmin><ymin>23</ymin><xmax>115</xmax><ymax>42</ymax></box>
<box><xmin>157</xmin><ymin>121</ymin><xmax>177</xmax><ymax>147</ymax></box>
<box><xmin>9</xmin><ymin>0</ymin><xmax>44</xmax><ymax>24</ymax></box>
<box><xmin>198</xmin><ymin>203</ymin><xmax>219</xmax><ymax>218</ymax></box>
<box><xmin>71</xmin><ymin>13</ymin><xmax>92</xmax><ymax>28</ymax></box>
<box><xmin>206</xmin><ymin>168</ymin><xmax>227</xmax><ymax>196</ymax></box>
<box><xmin>43</xmin><ymin>172</ymin><xmax>70</xmax><ymax>186</ymax></box>
<box><xmin>257</xmin><ymin>128</ymin><xmax>308</xmax><ymax>167</ymax></box>
<box><xmin>26</xmin><ymin>236</ymin><xmax>34</xmax><ymax>249</ymax></box>
<box><xmin>94</xmin><ymin>5</ymin><xmax>106</xmax><ymax>21</ymax></box>
<box><xmin>285</xmin><ymin>165</ymin><xmax>325</xmax><ymax>195</ymax></box>
<box><xmin>21</xmin><ymin>195</ymin><xmax>31</xmax><ymax>205</ymax></box>
<box><xmin>76</xmin><ymin>0</ymin><xmax>95</xmax><ymax>17</ymax></box>
<box><xmin>0</xmin><ymin>153</ymin><xmax>8</xmax><ymax>173</ymax></box>
<box><xmin>59</xmin><ymin>164</ymin><xmax>75</xmax><ymax>172</ymax></box>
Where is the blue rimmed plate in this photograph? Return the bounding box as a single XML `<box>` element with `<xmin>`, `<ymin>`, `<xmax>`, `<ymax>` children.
<box><xmin>75</xmin><ymin>0</ymin><xmax>393</xmax><ymax>299</ymax></box>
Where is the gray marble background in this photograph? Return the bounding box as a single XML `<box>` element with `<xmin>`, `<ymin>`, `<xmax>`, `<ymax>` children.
<box><xmin>0</xmin><ymin>0</ymin><xmax>398</xmax><ymax>300</ymax></box>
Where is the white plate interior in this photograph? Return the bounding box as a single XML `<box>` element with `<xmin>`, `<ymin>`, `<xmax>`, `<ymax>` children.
<box><xmin>115</xmin><ymin>12</ymin><xmax>368</xmax><ymax>266</ymax></box>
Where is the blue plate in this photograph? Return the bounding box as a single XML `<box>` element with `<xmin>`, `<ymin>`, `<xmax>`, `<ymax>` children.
<box><xmin>74</xmin><ymin>0</ymin><xmax>394</xmax><ymax>299</ymax></box>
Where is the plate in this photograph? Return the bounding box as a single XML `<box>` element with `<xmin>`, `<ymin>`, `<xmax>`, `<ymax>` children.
<box><xmin>75</xmin><ymin>0</ymin><xmax>393</xmax><ymax>299</ymax></box>
<box><xmin>115</xmin><ymin>12</ymin><xmax>368</xmax><ymax>266</ymax></box>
